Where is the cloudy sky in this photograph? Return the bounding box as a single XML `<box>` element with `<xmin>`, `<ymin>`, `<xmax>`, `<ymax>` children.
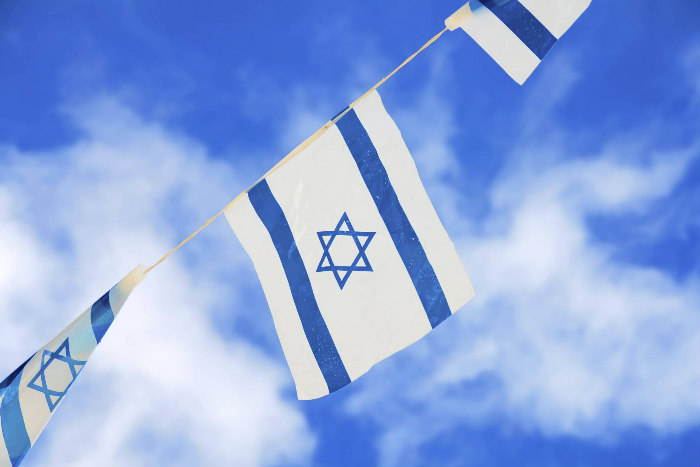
<box><xmin>1</xmin><ymin>1</ymin><xmax>698</xmax><ymax>466</ymax></box>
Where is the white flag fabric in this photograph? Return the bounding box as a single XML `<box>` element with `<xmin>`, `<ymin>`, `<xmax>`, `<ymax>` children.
<box><xmin>225</xmin><ymin>91</ymin><xmax>474</xmax><ymax>400</ymax></box>
<box><xmin>446</xmin><ymin>0</ymin><xmax>591</xmax><ymax>84</ymax></box>
<box><xmin>0</xmin><ymin>266</ymin><xmax>145</xmax><ymax>467</ymax></box>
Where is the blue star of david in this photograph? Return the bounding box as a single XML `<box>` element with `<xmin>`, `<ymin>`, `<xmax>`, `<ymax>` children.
<box><xmin>316</xmin><ymin>212</ymin><xmax>375</xmax><ymax>289</ymax></box>
<box><xmin>27</xmin><ymin>338</ymin><xmax>86</xmax><ymax>412</ymax></box>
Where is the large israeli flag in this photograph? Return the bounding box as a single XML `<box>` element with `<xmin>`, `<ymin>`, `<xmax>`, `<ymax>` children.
<box><xmin>446</xmin><ymin>0</ymin><xmax>591</xmax><ymax>84</ymax></box>
<box><xmin>226</xmin><ymin>91</ymin><xmax>474</xmax><ymax>400</ymax></box>
<box><xmin>0</xmin><ymin>266</ymin><xmax>145</xmax><ymax>467</ymax></box>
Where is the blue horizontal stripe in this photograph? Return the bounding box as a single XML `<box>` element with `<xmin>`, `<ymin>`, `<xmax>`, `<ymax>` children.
<box><xmin>0</xmin><ymin>358</ymin><xmax>30</xmax><ymax>400</ymax></box>
<box><xmin>248</xmin><ymin>179</ymin><xmax>351</xmax><ymax>394</ymax></box>
<box><xmin>1</xmin><ymin>362</ymin><xmax>31</xmax><ymax>467</ymax></box>
<box><xmin>478</xmin><ymin>0</ymin><xmax>557</xmax><ymax>60</ymax></box>
<box><xmin>90</xmin><ymin>291</ymin><xmax>113</xmax><ymax>344</ymax></box>
<box><xmin>335</xmin><ymin>109</ymin><xmax>452</xmax><ymax>328</ymax></box>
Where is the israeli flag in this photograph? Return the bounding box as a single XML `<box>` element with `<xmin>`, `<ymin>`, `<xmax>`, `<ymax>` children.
<box><xmin>226</xmin><ymin>91</ymin><xmax>474</xmax><ymax>400</ymax></box>
<box><xmin>446</xmin><ymin>0</ymin><xmax>591</xmax><ymax>84</ymax></box>
<box><xmin>0</xmin><ymin>266</ymin><xmax>144</xmax><ymax>467</ymax></box>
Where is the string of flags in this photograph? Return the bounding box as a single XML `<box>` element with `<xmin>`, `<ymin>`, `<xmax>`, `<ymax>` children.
<box><xmin>0</xmin><ymin>1</ymin><xmax>591</xmax><ymax>465</ymax></box>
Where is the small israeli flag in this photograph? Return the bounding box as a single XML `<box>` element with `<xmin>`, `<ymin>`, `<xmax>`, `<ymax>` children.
<box><xmin>446</xmin><ymin>0</ymin><xmax>591</xmax><ymax>84</ymax></box>
<box><xmin>0</xmin><ymin>266</ymin><xmax>145</xmax><ymax>467</ymax></box>
<box><xmin>225</xmin><ymin>91</ymin><xmax>474</xmax><ymax>400</ymax></box>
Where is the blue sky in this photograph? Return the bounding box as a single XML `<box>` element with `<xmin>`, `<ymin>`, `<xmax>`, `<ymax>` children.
<box><xmin>0</xmin><ymin>1</ymin><xmax>699</xmax><ymax>466</ymax></box>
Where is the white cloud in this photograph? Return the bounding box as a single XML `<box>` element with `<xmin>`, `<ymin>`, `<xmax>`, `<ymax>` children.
<box><xmin>0</xmin><ymin>97</ymin><xmax>314</xmax><ymax>466</ymax></box>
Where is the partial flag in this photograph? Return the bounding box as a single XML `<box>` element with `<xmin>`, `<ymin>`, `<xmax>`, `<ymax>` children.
<box><xmin>0</xmin><ymin>266</ymin><xmax>145</xmax><ymax>467</ymax></box>
<box><xmin>225</xmin><ymin>91</ymin><xmax>474</xmax><ymax>400</ymax></box>
<box><xmin>446</xmin><ymin>0</ymin><xmax>591</xmax><ymax>84</ymax></box>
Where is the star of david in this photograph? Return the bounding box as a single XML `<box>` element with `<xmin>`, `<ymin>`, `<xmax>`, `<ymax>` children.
<box><xmin>27</xmin><ymin>338</ymin><xmax>86</xmax><ymax>412</ymax></box>
<box><xmin>317</xmin><ymin>212</ymin><xmax>375</xmax><ymax>289</ymax></box>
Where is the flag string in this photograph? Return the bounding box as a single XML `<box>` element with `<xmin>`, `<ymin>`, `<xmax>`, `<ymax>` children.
<box><xmin>144</xmin><ymin>26</ymin><xmax>449</xmax><ymax>275</ymax></box>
